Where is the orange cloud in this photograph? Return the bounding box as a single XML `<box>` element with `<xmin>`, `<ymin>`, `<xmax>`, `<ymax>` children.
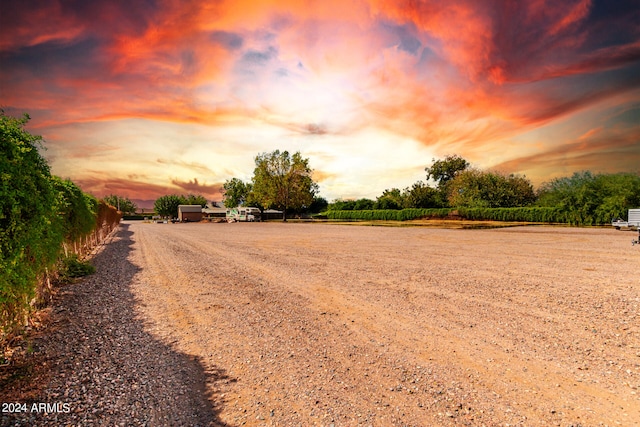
<box><xmin>2</xmin><ymin>0</ymin><xmax>639</xmax><ymax>202</ymax></box>
<box><xmin>311</xmin><ymin>169</ymin><xmax>337</xmax><ymax>183</ymax></box>
<box><xmin>73</xmin><ymin>176</ymin><xmax>177</xmax><ymax>200</ymax></box>
<box><xmin>0</xmin><ymin>2</ymin><xmax>87</xmax><ymax>50</ymax></box>
<box><xmin>578</xmin><ymin>127</ymin><xmax>603</xmax><ymax>140</ymax></box>
<box><xmin>539</xmin><ymin>41</ymin><xmax>640</xmax><ymax>80</ymax></box>
<box><xmin>73</xmin><ymin>174</ymin><xmax>225</xmax><ymax>202</ymax></box>
<box><xmin>492</xmin><ymin>125</ymin><xmax>640</xmax><ymax>183</ymax></box>
<box><xmin>548</xmin><ymin>0</ymin><xmax>592</xmax><ymax>36</ymax></box>
<box><xmin>170</xmin><ymin>178</ymin><xmax>224</xmax><ymax>198</ymax></box>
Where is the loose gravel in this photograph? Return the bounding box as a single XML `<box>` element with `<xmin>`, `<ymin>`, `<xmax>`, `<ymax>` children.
<box><xmin>1</xmin><ymin>224</ymin><xmax>228</xmax><ymax>426</ymax></box>
<box><xmin>2</xmin><ymin>221</ymin><xmax>639</xmax><ymax>426</ymax></box>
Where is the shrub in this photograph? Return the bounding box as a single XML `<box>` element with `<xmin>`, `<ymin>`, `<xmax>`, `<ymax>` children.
<box><xmin>537</xmin><ymin>172</ymin><xmax>640</xmax><ymax>225</ymax></box>
<box><xmin>325</xmin><ymin>208</ymin><xmax>453</xmax><ymax>221</ymax></box>
<box><xmin>1</xmin><ymin>112</ymin><xmax>119</xmax><ymax>343</ymax></box>
<box><xmin>59</xmin><ymin>255</ymin><xmax>96</xmax><ymax>281</ymax></box>
<box><xmin>457</xmin><ymin>207</ymin><xmax>562</xmax><ymax>223</ymax></box>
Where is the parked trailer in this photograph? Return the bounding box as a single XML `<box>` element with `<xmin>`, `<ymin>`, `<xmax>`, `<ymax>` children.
<box><xmin>226</xmin><ymin>207</ymin><xmax>261</xmax><ymax>222</ymax></box>
<box><xmin>612</xmin><ymin>209</ymin><xmax>640</xmax><ymax>245</ymax></box>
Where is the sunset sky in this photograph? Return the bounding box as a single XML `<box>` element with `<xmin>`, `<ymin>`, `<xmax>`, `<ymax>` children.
<box><xmin>1</xmin><ymin>0</ymin><xmax>639</xmax><ymax>205</ymax></box>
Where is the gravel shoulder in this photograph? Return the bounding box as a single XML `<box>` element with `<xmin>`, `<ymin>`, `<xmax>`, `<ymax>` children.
<box><xmin>2</xmin><ymin>221</ymin><xmax>639</xmax><ymax>426</ymax></box>
<box><xmin>1</xmin><ymin>224</ymin><xmax>229</xmax><ymax>426</ymax></box>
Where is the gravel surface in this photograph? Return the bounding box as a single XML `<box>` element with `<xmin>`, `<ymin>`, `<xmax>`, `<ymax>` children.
<box><xmin>2</xmin><ymin>221</ymin><xmax>639</xmax><ymax>426</ymax></box>
<box><xmin>1</xmin><ymin>224</ymin><xmax>229</xmax><ymax>426</ymax></box>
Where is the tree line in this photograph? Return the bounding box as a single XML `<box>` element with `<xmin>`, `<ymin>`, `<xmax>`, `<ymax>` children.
<box><xmin>1</xmin><ymin>112</ymin><xmax>120</xmax><ymax>342</ymax></box>
<box><xmin>327</xmin><ymin>155</ymin><xmax>640</xmax><ymax>225</ymax></box>
<box><xmin>329</xmin><ymin>155</ymin><xmax>535</xmax><ymax>210</ymax></box>
<box><xmin>219</xmin><ymin>151</ymin><xmax>638</xmax><ymax>225</ymax></box>
<box><xmin>133</xmin><ymin>150</ymin><xmax>636</xmax><ymax>226</ymax></box>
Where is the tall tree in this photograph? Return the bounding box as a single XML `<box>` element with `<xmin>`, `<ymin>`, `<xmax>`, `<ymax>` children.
<box><xmin>183</xmin><ymin>194</ymin><xmax>208</xmax><ymax>208</ymax></box>
<box><xmin>251</xmin><ymin>150</ymin><xmax>318</xmax><ymax>221</ymax></box>
<box><xmin>425</xmin><ymin>155</ymin><xmax>470</xmax><ymax>207</ymax></box>
<box><xmin>154</xmin><ymin>195</ymin><xmax>183</xmax><ymax>218</ymax></box>
<box><xmin>309</xmin><ymin>196</ymin><xmax>329</xmax><ymax>213</ymax></box>
<box><xmin>425</xmin><ymin>155</ymin><xmax>470</xmax><ymax>187</ymax></box>
<box><xmin>223</xmin><ymin>178</ymin><xmax>252</xmax><ymax>208</ymax></box>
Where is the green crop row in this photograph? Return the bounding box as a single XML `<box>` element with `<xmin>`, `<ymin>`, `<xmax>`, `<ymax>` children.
<box><xmin>456</xmin><ymin>207</ymin><xmax>562</xmax><ymax>223</ymax></box>
<box><xmin>325</xmin><ymin>206</ymin><xmax>615</xmax><ymax>225</ymax></box>
<box><xmin>457</xmin><ymin>207</ymin><xmax>618</xmax><ymax>225</ymax></box>
<box><xmin>325</xmin><ymin>208</ymin><xmax>453</xmax><ymax>221</ymax></box>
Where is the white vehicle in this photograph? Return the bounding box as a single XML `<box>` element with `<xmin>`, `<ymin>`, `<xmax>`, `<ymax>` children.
<box><xmin>612</xmin><ymin>209</ymin><xmax>640</xmax><ymax>245</ymax></box>
<box><xmin>226</xmin><ymin>207</ymin><xmax>261</xmax><ymax>222</ymax></box>
<box><xmin>612</xmin><ymin>209</ymin><xmax>640</xmax><ymax>230</ymax></box>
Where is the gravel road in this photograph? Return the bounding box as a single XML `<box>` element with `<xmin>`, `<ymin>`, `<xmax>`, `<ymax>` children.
<box><xmin>2</xmin><ymin>221</ymin><xmax>639</xmax><ymax>426</ymax></box>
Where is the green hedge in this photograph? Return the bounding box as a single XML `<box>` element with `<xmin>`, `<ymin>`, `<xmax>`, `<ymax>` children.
<box><xmin>324</xmin><ymin>207</ymin><xmax>585</xmax><ymax>224</ymax></box>
<box><xmin>457</xmin><ymin>207</ymin><xmax>617</xmax><ymax>225</ymax></box>
<box><xmin>121</xmin><ymin>215</ymin><xmax>148</xmax><ymax>220</ymax></box>
<box><xmin>325</xmin><ymin>208</ymin><xmax>453</xmax><ymax>221</ymax></box>
<box><xmin>1</xmin><ymin>113</ymin><xmax>61</xmax><ymax>335</ymax></box>
<box><xmin>1</xmin><ymin>112</ymin><xmax>120</xmax><ymax>341</ymax></box>
<box><xmin>456</xmin><ymin>207</ymin><xmax>563</xmax><ymax>223</ymax></box>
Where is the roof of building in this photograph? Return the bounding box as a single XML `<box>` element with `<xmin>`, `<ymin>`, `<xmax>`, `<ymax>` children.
<box><xmin>178</xmin><ymin>205</ymin><xmax>203</xmax><ymax>212</ymax></box>
<box><xmin>203</xmin><ymin>207</ymin><xmax>227</xmax><ymax>214</ymax></box>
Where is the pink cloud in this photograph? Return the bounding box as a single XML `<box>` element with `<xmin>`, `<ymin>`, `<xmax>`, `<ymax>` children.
<box><xmin>2</xmin><ymin>0</ymin><xmax>638</xmax><ymax>201</ymax></box>
<box><xmin>492</xmin><ymin>125</ymin><xmax>640</xmax><ymax>182</ymax></box>
<box><xmin>74</xmin><ymin>175</ymin><xmax>225</xmax><ymax>202</ymax></box>
<box><xmin>170</xmin><ymin>178</ymin><xmax>224</xmax><ymax>198</ymax></box>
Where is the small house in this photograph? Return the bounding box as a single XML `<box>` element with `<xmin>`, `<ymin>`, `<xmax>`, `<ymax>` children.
<box><xmin>177</xmin><ymin>205</ymin><xmax>203</xmax><ymax>222</ymax></box>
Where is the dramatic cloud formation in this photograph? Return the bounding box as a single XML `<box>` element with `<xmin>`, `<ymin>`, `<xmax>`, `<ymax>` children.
<box><xmin>1</xmin><ymin>0</ymin><xmax>638</xmax><ymax>203</ymax></box>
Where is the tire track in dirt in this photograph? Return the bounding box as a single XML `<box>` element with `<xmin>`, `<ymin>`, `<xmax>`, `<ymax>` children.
<box><xmin>131</xmin><ymin>225</ymin><xmax>480</xmax><ymax>425</ymax></box>
<box><xmin>193</xmin><ymin>224</ymin><xmax>635</xmax><ymax>425</ymax></box>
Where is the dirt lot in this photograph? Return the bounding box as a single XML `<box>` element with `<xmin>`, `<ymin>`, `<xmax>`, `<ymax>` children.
<box><xmin>126</xmin><ymin>221</ymin><xmax>638</xmax><ymax>426</ymax></box>
<box><xmin>3</xmin><ymin>221</ymin><xmax>639</xmax><ymax>426</ymax></box>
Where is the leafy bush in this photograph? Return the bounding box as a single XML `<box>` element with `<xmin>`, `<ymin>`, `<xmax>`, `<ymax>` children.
<box><xmin>1</xmin><ymin>113</ymin><xmax>62</xmax><ymax>334</ymax></box>
<box><xmin>447</xmin><ymin>169</ymin><xmax>536</xmax><ymax>208</ymax></box>
<box><xmin>537</xmin><ymin>172</ymin><xmax>640</xmax><ymax>225</ymax></box>
<box><xmin>59</xmin><ymin>255</ymin><xmax>96</xmax><ymax>281</ymax></box>
<box><xmin>1</xmin><ymin>112</ymin><xmax>119</xmax><ymax>342</ymax></box>
<box><xmin>102</xmin><ymin>194</ymin><xmax>138</xmax><ymax>215</ymax></box>
<box><xmin>52</xmin><ymin>177</ymin><xmax>97</xmax><ymax>242</ymax></box>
